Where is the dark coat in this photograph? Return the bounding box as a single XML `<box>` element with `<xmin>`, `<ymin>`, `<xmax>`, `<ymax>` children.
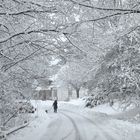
<box><xmin>53</xmin><ymin>100</ymin><xmax>58</xmax><ymax>109</ymax></box>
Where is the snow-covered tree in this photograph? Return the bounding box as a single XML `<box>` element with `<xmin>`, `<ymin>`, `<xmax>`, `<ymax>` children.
<box><xmin>1</xmin><ymin>0</ymin><xmax>140</xmax><ymax>127</ymax></box>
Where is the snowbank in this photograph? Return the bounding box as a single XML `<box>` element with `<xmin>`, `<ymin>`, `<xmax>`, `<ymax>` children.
<box><xmin>8</xmin><ymin>100</ymin><xmax>55</xmax><ymax>140</ymax></box>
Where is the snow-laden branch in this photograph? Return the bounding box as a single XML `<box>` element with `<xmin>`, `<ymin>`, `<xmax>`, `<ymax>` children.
<box><xmin>1</xmin><ymin>48</ymin><xmax>41</xmax><ymax>72</ymax></box>
<box><xmin>62</xmin><ymin>10</ymin><xmax>138</xmax><ymax>29</ymax></box>
<box><xmin>64</xmin><ymin>34</ymin><xmax>86</xmax><ymax>54</ymax></box>
<box><xmin>12</xmin><ymin>0</ymin><xmax>53</xmax><ymax>9</ymax></box>
<box><xmin>0</xmin><ymin>122</ymin><xmax>29</xmax><ymax>140</ymax></box>
<box><xmin>79</xmin><ymin>11</ymin><xmax>139</xmax><ymax>24</ymax></box>
<box><xmin>56</xmin><ymin>11</ymin><xmax>139</xmax><ymax>31</ymax></box>
<box><xmin>0</xmin><ymin>8</ymin><xmax>58</xmax><ymax>16</ymax></box>
<box><xmin>69</xmin><ymin>0</ymin><xmax>140</xmax><ymax>13</ymax></box>
<box><xmin>6</xmin><ymin>122</ymin><xmax>29</xmax><ymax>135</ymax></box>
<box><xmin>116</xmin><ymin>25</ymin><xmax>140</xmax><ymax>39</ymax></box>
<box><xmin>0</xmin><ymin>29</ymin><xmax>66</xmax><ymax>44</ymax></box>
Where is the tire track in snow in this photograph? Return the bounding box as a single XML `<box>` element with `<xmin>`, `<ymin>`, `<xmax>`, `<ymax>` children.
<box><xmin>60</xmin><ymin>109</ymin><xmax>116</xmax><ymax>140</ymax></box>
<box><xmin>43</xmin><ymin>113</ymin><xmax>76</xmax><ymax>140</ymax></box>
<box><xmin>60</xmin><ymin>112</ymin><xmax>81</xmax><ymax>140</ymax></box>
<box><xmin>60</xmin><ymin>111</ymin><xmax>99</xmax><ymax>140</ymax></box>
<box><xmin>40</xmin><ymin>114</ymin><xmax>63</xmax><ymax>140</ymax></box>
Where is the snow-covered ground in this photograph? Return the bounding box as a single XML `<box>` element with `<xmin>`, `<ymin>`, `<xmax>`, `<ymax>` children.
<box><xmin>7</xmin><ymin>99</ymin><xmax>140</xmax><ymax>140</ymax></box>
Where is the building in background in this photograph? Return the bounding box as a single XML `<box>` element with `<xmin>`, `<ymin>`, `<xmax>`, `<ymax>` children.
<box><xmin>33</xmin><ymin>80</ymin><xmax>87</xmax><ymax>101</ymax></box>
<box><xmin>56</xmin><ymin>86</ymin><xmax>87</xmax><ymax>101</ymax></box>
<box><xmin>33</xmin><ymin>79</ymin><xmax>53</xmax><ymax>100</ymax></box>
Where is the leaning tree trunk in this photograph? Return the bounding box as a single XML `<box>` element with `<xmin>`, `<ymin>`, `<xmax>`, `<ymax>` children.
<box><xmin>76</xmin><ymin>88</ymin><xmax>80</xmax><ymax>98</ymax></box>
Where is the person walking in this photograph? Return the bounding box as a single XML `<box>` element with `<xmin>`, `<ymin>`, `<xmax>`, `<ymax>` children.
<box><xmin>53</xmin><ymin>99</ymin><xmax>58</xmax><ymax>113</ymax></box>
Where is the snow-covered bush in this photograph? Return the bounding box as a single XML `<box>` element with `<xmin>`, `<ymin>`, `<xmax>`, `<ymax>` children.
<box><xmin>18</xmin><ymin>101</ymin><xmax>36</xmax><ymax>114</ymax></box>
<box><xmin>0</xmin><ymin>131</ymin><xmax>6</xmax><ymax>140</ymax></box>
<box><xmin>0</xmin><ymin>71</ymin><xmax>35</xmax><ymax>130</ymax></box>
<box><xmin>85</xmin><ymin>93</ymin><xmax>108</xmax><ymax>108</ymax></box>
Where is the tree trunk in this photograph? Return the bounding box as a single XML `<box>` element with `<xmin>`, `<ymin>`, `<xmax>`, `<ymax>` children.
<box><xmin>76</xmin><ymin>88</ymin><xmax>80</xmax><ymax>98</ymax></box>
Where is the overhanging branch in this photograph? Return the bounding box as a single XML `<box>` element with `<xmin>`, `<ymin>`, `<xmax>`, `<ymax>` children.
<box><xmin>1</xmin><ymin>48</ymin><xmax>41</xmax><ymax>72</ymax></box>
<box><xmin>75</xmin><ymin>11</ymin><xmax>137</xmax><ymax>24</ymax></box>
<box><xmin>69</xmin><ymin>0</ymin><xmax>140</xmax><ymax>13</ymax></box>
<box><xmin>0</xmin><ymin>29</ymin><xmax>65</xmax><ymax>44</ymax></box>
<box><xmin>0</xmin><ymin>9</ymin><xmax>58</xmax><ymax>16</ymax></box>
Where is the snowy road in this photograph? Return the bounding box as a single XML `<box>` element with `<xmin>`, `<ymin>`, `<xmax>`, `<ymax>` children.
<box><xmin>8</xmin><ymin>100</ymin><xmax>140</xmax><ymax>140</ymax></box>
<box><xmin>40</xmin><ymin>109</ymin><xmax>116</xmax><ymax>140</ymax></box>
